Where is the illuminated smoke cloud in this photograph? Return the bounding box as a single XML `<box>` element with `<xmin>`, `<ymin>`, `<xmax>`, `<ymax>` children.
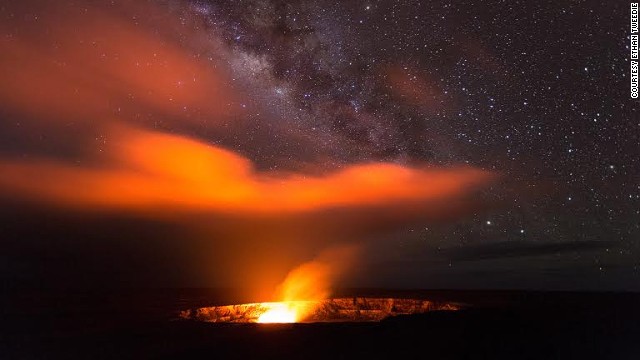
<box><xmin>0</xmin><ymin>125</ymin><xmax>494</xmax><ymax>214</ymax></box>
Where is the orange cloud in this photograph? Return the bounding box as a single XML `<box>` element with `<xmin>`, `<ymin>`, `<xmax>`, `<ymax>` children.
<box><xmin>0</xmin><ymin>126</ymin><xmax>494</xmax><ymax>214</ymax></box>
<box><xmin>0</xmin><ymin>1</ymin><xmax>236</xmax><ymax>125</ymax></box>
<box><xmin>386</xmin><ymin>66</ymin><xmax>452</xmax><ymax>113</ymax></box>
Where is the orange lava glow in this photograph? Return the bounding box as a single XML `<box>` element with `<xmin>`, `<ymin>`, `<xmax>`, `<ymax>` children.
<box><xmin>252</xmin><ymin>246</ymin><xmax>358</xmax><ymax>323</ymax></box>
<box><xmin>256</xmin><ymin>303</ymin><xmax>299</xmax><ymax>323</ymax></box>
<box><xmin>180</xmin><ymin>298</ymin><xmax>460</xmax><ymax>323</ymax></box>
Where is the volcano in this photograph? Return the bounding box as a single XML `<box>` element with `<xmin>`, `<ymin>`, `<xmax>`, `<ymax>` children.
<box><xmin>179</xmin><ymin>297</ymin><xmax>460</xmax><ymax>323</ymax></box>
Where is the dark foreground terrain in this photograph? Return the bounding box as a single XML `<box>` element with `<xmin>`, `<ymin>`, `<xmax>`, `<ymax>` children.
<box><xmin>2</xmin><ymin>289</ymin><xmax>640</xmax><ymax>359</ymax></box>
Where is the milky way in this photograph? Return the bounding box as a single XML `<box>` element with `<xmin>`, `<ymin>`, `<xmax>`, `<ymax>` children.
<box><xmin>161</xmin><ymin>0</ymin><xmax>640</xmax><ymax>287</ymax></box>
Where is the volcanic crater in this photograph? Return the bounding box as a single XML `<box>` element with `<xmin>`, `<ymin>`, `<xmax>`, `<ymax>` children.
<box><xmin>179</xmin><ymin>297</ymin><xmax>461</xmax><ymax>323</ymax></box>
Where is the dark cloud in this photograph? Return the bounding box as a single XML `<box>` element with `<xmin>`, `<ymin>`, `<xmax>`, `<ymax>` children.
<box><xmin>436</xmin><ymin>240</ymin><xmax>618</xmax><ymax>262</ymax></box>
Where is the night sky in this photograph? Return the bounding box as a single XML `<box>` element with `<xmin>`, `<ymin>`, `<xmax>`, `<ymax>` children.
<box><xmin>0</xmin><ymin>0</ymin><xmax>638</xmax><ymax>293</ymax></box>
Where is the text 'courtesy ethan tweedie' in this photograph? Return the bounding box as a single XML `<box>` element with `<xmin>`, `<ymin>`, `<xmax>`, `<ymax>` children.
<box><xmin>631</xmin><ymin>3</ymin><xmax>638</xmax><ymax>98</ymax></box>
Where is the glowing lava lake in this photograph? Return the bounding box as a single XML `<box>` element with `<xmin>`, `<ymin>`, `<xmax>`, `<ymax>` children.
<box><xmin>179</xmin><ymin>297</ymin><xmax>460</xmax><ymax>323</ymax></box>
